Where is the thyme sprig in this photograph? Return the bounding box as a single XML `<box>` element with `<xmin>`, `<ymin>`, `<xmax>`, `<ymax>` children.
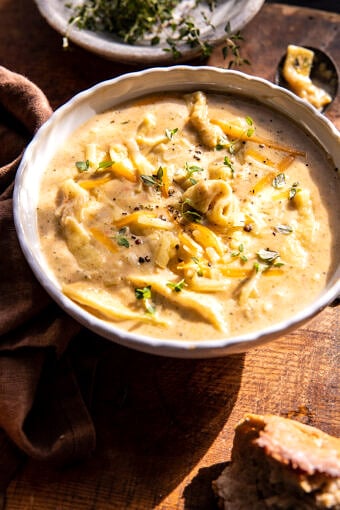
<box><xmin>222</xmin><ymin>22</ymin><xmax>250</xmax><ymax>68</ymax></box>
<box><xmin>140</xmin><ymin>166</ymin><xmax>164</xmax><ymax>192</ymax></box>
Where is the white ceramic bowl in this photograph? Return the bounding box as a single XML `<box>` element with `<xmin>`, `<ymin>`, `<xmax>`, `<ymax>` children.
<box><xmin>13</xmin><ymin>67</ymin><xmax>340</xmax><ymax>358</ymax></box>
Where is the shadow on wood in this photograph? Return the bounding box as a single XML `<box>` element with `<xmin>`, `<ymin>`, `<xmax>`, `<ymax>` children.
<box><xmin>10</xmin><ymin>332</ymin><xmax>244</xmax><ymax>509</ymax></box>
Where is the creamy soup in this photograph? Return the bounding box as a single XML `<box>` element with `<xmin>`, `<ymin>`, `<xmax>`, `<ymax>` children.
<box><xmin>37</xmin><ymin>91</ymin><xmax>340</xmax><ymax>340</ymax></box>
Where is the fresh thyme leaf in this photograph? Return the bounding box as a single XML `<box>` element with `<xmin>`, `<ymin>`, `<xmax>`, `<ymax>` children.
<box><xmin>288</xmin><ymin>182</ymin><xmax>301</xmax><ymax>200</ymax></box>
<box><xmin>224</xmin><ymin>21</ymin><xmax>231</xmax><ymax>33</ymax></box>
<box><xmin>254</xmin><ymin>261</ymin><xmax>260</xmax><ymax>273</ymax></box>
<box><xmin>141</xmin><ymin>174</ymin><xmax>160</xmax><ymax>187</ymax></box>
<box><xmin>256</xmin><ymin>249</ymin><xmax>284</xmax><ymax>272</ymax></box>
<box><xmin>135</xmin><ymin>285</ymin><xmax>155</xmax><ymax>314</ymax></box>
<box><xmin>151</xmin><ymin>36</ymin><xmax>160</xmax><ymax>46</ymax></box>
<box><xmin>115</xmin><ymin>228</ymin><xmax>130</xmax><ymax>247</ymax></box>
<box><xmin>157</xmin><ymin>166</ymin><xmax>164</xmax><ymax>181</ymax></box>
<box><xmin>76</xmin><ymin>160</ymin><xmax>90</xmax><ymax>172</ymax></box>
<box><xmin>116</xmin><ymin>235</ymin><xmax>130</xmax><ymax>248</ymax></box>
<box><xmin>135</xmin><ymin>285</ymin><xmax>152</xmax><ymax>300</ymax></box>
<box><xmin>231</xmin><ymin>243</ymin><xmax>247</xmax><ymax>261</ymax></box>
<box><xmin>185</xmin><ymin>162</ymin><xmax>204</xmax><ymax>185</ymax></box>
<box><xmin>181</xmin><ymin>198</ymin><xmax>203</xmax><ymax>223</ymax></box>
<box><xmin>275</xmin><ymin>224</ymin><xmax>293</xmax><ymax>235</ymax></box>
<box><xmin>289</xmin><ymin>188</ymin><xmax>297</xmax><ymax>199</ymax></box>
<box><xmin>185</xmin><ymin>162</ymin><xmax>204</xmax><ymax>177</ymax></box>
<box><xmin>141</xmin><ymin>167</ymin><xmax>165</xmax><ymax>192</ymax></box>
<box><xmin>223</xmin><ymin>155</ymin><xmax>235</xmax><ymax>176</ymax></box>
<box><xmin>164</xmin><ymin>38</ymin><xmax>182</xmax><ymax>59</ymax></box>
<box><xmin>257</xmin><ymin>249</ymin><xmax>280</xmax><ymax>263</ymax></box>
<box><xmin>223</xmin><ymin>156</ymin><xmax>233</xmax><ymax>168</ymax></box>
<box><xmin>165</xmin><ymin>127</ymin><xmax>178</xmax><ymax>140</ymax></box>
<box><xmin>222</xmin><ymin>46</ymin><xmax>228</xmax><ymax>59</ymax></box>
<box><xmin>192</xmin><ymin>256</ymin><xmax>204</xmax><ymax>276</ymax></box>
<box><xmin>98</xmin><ymin>160</ymin><xmax>114</xmax><ymax>169</ymax></box>
<box><xmin>183</xmin><ymin>209</ymin><xmax>203</xmax><ymax>222</ymax></box>
<box><xmin>167</xmin><ymin>279</ymin><xmax>186</xmax><ymax>292</ymax></box>
<box><xmin>272</xmin><ymin>173</ymin><xmax>286</xmax><ymax>189</ymax></box>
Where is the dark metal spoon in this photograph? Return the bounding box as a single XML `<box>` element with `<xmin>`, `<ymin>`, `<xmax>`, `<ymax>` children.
<box><xmin>275</xmin><ymin>46</ymin><xmax>339</xmax><ymax>113</ymax></box>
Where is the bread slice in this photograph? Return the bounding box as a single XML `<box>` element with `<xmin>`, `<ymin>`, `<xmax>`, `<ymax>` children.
<box><xmin>213</xmin><ymin>414</ymin><xmax>340</xmax><ymax>509</ymax></box>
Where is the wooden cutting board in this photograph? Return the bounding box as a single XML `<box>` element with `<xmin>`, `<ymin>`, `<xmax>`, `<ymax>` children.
<box><xmin>2</xmin><ymin>2</ymin><xmax>339</xmax><ymax>509</ymax></box>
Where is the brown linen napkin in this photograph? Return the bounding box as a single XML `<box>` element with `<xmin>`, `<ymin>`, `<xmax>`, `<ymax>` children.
<box><xmin>0</xmin><ymin>66</ymin><xmax>96</xmax><ymax>487</ymax></box>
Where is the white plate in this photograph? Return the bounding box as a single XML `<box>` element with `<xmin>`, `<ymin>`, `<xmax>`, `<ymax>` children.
<box><xmin>34</xmin><ymin>0</ymin><xmax>265</xmax><ymax>64</ymax></box>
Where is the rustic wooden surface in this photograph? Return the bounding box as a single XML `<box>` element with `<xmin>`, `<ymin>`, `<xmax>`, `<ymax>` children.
<box><xmin>1</xmin><ymin>1</ymin><xmax>339</xmax><ymax>509</ymax></box>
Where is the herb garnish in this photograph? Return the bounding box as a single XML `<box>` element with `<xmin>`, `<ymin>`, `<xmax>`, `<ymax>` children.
<box><xmin>75</xmin><ymin>159</ymin><xmax>115</xmax><ymax>172</ymax></box>
<box><xmin>272</xmin><ymin>173</ymin><xmax>286</xmax><ymax>189</ymax></box>
<box><xmin>257</xmin><ymin>249</ymin><xmax>280</xmax><ymax>263</ymax></box>
<box><xmin>140</xmin><ymin>174</ymin><xmax>160</xmax><ymax>188</ymax></box>
<box><xmin>223</xmin><ymin>155</ymin><xmax>235</xmax><ymax>177</ymax></box>
<box><xmin>76</xmin><ymin>160</ymin><xmax>90</xmax><ymax>172</ymax></box>
<box><xmin>192</xmin><ymin>256</ymin><xmax>204</xmax><ymax>277</ymax></box>
<box><xmin>116</xmin><ymin>227</ymin><xmax>130</xmax><ymax>248</ymax></box>
<box><xmin>185</xmin><ymin>162</ymin><xmax>204</xmax><ymax>184</ymax></box>
<box><xmin>65</xmin><ymin>0</ymin><xmax>248</xmax><ymax>63</ymax></box>
<box><xmin>167</xmin><ymin>279</ymin><xmax>186</xmax><ymax>292</ymax></box>
<box><xmin>222</xmin><ymin>23</ymin><xmax>250</xmax><ymax>68</ymax></box>
<box><xmin>288</xmin><ymin>181</ymin><xmax>301</xmax><ymax>200</ymax></box>
<box><xmin>275</xmin><ymin>224</ymin><xmax>293</xmax><ymax>235</ymax></box>
<box><xmin>181</xmin><ymin>198</ymin><xmax>203</xmax><ymax>223</ymax></box>
<box><xmin>215</xmin><ymin>135</ymin><xmax>229</xmax><ymax>151</ymax></box>
<box><xmin>165</xmin><ymin>18</ymin><xmax>214</xmax><ymax>58</ymax></box>
<box><xmin>165</xmin><ymin>127</ymin><xmax>178</xmax><ymax>140</ymax></box>
<box><xmin>231</xmin><ymin>243</ymin><xmax>248</xmax><ymax>262</ymax></box>
<box><xmin>97</xmin><ymin>160</ymin><xmax>114</xmax><ymax>169</ymax></box>
<box><xmin>256</xmin><ymin>248</ymin><xmax>284</xmax><ymax>270</ymax></box>
<box><xmin>135</xmin><ymin>286</ymin><xmax>152</xmax><ymax>300</ymax></box>
<box><xmin>141</xmin><ymin>166</ymin><xmax>164</xmax><ymax>191</ymax></box>
<box><xmin>135</xmin><ymin>285</ymin><xmax>155</xmax><ymax>314</ymax></box>
<box><xmin>245</xmin><ymin>116</ymin><xmax>254</xmax><ymax>137</ymax></box>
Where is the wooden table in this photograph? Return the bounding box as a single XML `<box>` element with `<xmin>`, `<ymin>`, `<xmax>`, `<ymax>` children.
<box><xmin>1</xmin><ymin>2</ymin><xmax>339</xmax><ymax>509</ymax></box>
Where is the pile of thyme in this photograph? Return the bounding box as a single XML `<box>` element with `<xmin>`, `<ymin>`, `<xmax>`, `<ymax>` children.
<box><xmin>65</xmin><ymin>0</ymin><xmax>249</xmax><ymax>64</ymax></box>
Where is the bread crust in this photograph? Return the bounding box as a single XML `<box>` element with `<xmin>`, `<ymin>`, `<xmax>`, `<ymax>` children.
<box><xmin>213</xmin><ymin>414</ymin><xmax>340</xmax><ymax>509</ymax></box>
<box><xmin>242</xmin><ymin>414</ymin><xmax>340</xmax><ymax>477</ymax></box>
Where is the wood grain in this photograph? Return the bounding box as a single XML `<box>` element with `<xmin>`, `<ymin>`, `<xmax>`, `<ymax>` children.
<box><xmin>1</xmin><ymin>2</ymin><xmax>339</xmax><ymax>509</ymax></box>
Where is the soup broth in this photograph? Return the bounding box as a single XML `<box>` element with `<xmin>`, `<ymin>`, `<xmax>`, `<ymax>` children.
<box><xmin>37</xmin><ymin>91</ymin><xmax>340</xmax><ymax>340</ymax></box>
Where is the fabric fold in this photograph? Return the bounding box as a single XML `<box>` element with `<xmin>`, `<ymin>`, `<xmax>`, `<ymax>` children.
<box><xmin>0</xmin><ymin>66</ymin><xmax>96</xmax><ymax>483</ymax></box>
